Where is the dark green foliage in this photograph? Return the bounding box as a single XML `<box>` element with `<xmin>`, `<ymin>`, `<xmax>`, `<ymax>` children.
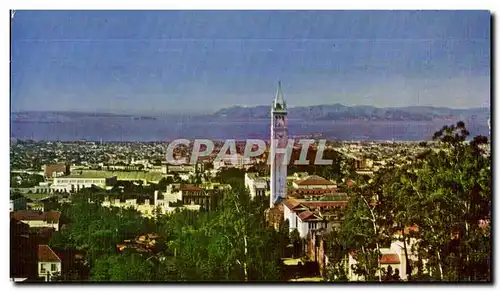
<box><xmin>160</xmin><ymin>184</ymin><xmax>285</xmax><ymax>281</ymax></box>
<box><xmin>10</xmin><ymin>172</ymin><xmax>45</xmax><ymax>188</ymax></box>
<box><xmin>323</xmin><ymin>121</ymin><xmax>491</xmax><ymax>282</ymax></box>
<box><xmin>52</xmin><ymin>178</ymin><xmax>286</xmax><ymax>281</ymax></box>
<box><xmin>91</xmin><ymin>252</ymin><xmax>157</xmax><ymax>281</ymax></box>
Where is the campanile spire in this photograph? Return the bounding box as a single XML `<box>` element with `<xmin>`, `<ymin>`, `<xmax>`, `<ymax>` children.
<box><xmin>273</xmin><ymin>81</ymin><xmax>287</xmax><ymax>112</ymax></box>
<box><xmin>270</xmin><ymin>81</ymin><xmax>288</xmax><ymax>208</ymax></box>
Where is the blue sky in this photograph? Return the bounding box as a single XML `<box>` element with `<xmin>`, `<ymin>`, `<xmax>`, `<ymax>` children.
<box><xmin>11</xmin><ymin>10</ymin><xmax>490</xmax><ymax>114</ymax></box>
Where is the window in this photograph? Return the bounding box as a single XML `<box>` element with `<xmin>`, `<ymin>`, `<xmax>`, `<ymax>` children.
<box><xmin>40</xmin><ymin>264</ymin><xmax>46</xmax><ymax>273</ymax></box>
<box><xmin>51</xmin><ymin>264</ymin><xmax>57</xmax><ymax>272</ymax></box>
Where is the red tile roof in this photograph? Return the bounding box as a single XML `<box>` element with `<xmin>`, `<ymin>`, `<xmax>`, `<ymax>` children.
<box><xmin>283</xmin><ymin>199</ymin><xmax>302</xmax><ymax>210</ymax></box>
<box><xmin>180</xmin><ymin>185</ymin><xmax>202</xmax><ymax>191</ymax></box>
<box><xmin>38</xmin><ymin>245</ymin><xmax>61</xmax><ymax>262</ymax></box>
<box><xmin>11</xmin><ymin>211</ymin><xmax>61</xmax><ymax>223</ymax></box>
<box><xmin>394</xmin><ymin>225</ymin><xmax>419</xmax><ymax>236</ymax></box>
<box><xmin>301</xmin><ymin>201</ymin><xmax>348</xmax><ymax>208</ymax></box>
<box><xmin>288</xmin><ymin>188</ymin><xmax>337</xmax><ymax>196</ymax></box>
<box><xmin>44</xmin><ymin>163</ymin><xmax>68</xmax><ymax>178</ymax></box>
<box><xmin>294</xmin><ymin>175</ymin><xmax>335</xmax><ymax>186</ymax></box>
<box><xmin>379</xmin><ymin>253</ymin><xmax>400</xmax><ymax>264</ymax></box>
<box><xmin>298</xmin><ymin>211</ymin><xmax>316</xmax><ymax>221</ymax></box>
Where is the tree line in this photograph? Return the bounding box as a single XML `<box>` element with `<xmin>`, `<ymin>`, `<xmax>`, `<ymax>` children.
<box><xmin>49</xmin><ymin>181</ymin><xmax>290</xmax><ymax>281</ymax></box>
<box><xmin>323</xmin><ymin>122</ymin><xmax>491</xmax><ymax>282</ymax></box>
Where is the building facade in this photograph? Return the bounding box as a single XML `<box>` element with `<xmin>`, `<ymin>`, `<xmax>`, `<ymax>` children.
<box><xmin>52</xmin><ymin>175</ymin><xmax>117</xmax><ymax>193</ymax></box>
<box><xmin>37</xmin><ymin>245</ymin><xmax>62</xmax><ymax>281</ymax></box>
<box><xmin>270</xmin><ymin>82</ymin><xmax>288</xmax><ymax>208</ymax></box>
<box><xmin>245</xmin><ymin>173</ymin><xmax>268</xmax><ymax>199</ymax></box>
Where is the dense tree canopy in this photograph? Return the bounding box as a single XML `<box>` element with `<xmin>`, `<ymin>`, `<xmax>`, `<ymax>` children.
<box><xmin>50</xmin><ymin>179</ymin><xmax>288</xmax><ymax>281</ymax></box>
<box><xmin>324</xmin><ymin>122</ymin><xmax>491</xmax><ymax>282</ymax></box>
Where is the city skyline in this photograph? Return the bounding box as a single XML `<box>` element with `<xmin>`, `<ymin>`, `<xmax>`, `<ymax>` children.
<box><xmin>11</xmin><ymin>10</ymin><xmax>490</xmax><ymax>114</ymax></box>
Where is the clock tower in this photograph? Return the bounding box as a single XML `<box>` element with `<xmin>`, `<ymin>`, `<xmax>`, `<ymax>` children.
<box><xmin>270</xmin><ymin>81</ymin><xmax>288</xmax><ymax>208</ymax></box>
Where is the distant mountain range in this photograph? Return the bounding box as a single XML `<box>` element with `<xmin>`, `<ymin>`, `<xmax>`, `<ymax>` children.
<box><xmin>11</xmin><ymin>104</ymin><xmax>490</xmax><ymax>123</ymax></box>
<box><xmin>11</xmin><ymin>111</ymin><xmax>154</xmax><ymax>123</ymax></box>
<box><xmin>211</xmin><ymin>104</ymin><xmax>490</xmax><ymax>122</ymax></box>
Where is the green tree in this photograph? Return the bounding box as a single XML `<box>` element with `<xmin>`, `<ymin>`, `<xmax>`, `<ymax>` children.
<box><xmin>91</xmin><ymin>252</ymin><xmax>157</xmax><ymax>281</ymax></box>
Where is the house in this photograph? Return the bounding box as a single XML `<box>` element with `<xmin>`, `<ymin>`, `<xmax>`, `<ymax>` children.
<box><xmin>11</xmin><ymin>211</ymin><xmax>61</xmax><ymax>231</ymax></box>
<box><xmin>347</xmin><ymin>249</ymin><xmax>403</xmax><ymax>281</ymax></box>
<box><xmin>37</xmin><ymin>245</ymin><xmax>62</xmax><ymax>281</ymax></box>
<box><xmin>296</xmin><ymin>211</ymin><xmax>327</xmax><ymax>238</ymax></box>
<box><xmin>308</xmin><ymin>225</ymin><xmax>421</xmax><ymax>281</ymax></box>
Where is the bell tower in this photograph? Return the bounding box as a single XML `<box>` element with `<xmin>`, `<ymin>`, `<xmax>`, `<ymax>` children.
<box><xmin>270</xmin><ymin>81</ymin><xmax>288</xmax><ymax>208</ymax></box>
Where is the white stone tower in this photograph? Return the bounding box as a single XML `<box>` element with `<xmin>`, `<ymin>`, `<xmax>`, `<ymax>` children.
<box><xmin>270</xmin><ymin>81</ymin><xmax>288</xmax><ymax>208</ymax></box>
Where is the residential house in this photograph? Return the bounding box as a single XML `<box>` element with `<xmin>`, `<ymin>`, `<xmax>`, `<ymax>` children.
<box><xmin>37</xmin><ymin>245</ymin><xmax>62</xmax><ymax>281</ymax></box>
<box><xmin>11</xmin><ymin>211</ymin><xmax>61</xmax><ymax>231</ymax></box>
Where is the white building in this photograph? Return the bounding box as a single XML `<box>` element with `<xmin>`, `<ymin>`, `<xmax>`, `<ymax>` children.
<box><xmin>37</xmin><ymin>245</ymin><xmax>62</xmax><ymax>281</ymax></box>
<box><xmin>347</xmin><ymin>249</ymin><xmax>402</xmax><ymax>281</ymax></box>
<box><xmin>102</xmin><ymin>190</ymin><xmax>202</xmax><ymax>217</ymax></box>
<box><xmin>52</xmin><ymin>174</ymin><xmax>117</xmax><ymax>193</ymax></box>
<box><xmin>244</xmin><ymin>173</ymin><xmax>268</xmax><ymax>199</ymax></box>
<box><xmin>283</xmin><ymin>198</ymin><xmax>347</xmax><ymax>238</ymax></box>
<box><xmin>344</xmin><ymin>226</ymin><xmax>420</xmax><ymax>281</ymax></box>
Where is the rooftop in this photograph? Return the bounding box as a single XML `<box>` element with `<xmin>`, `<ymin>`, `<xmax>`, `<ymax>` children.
<box><xmin>38</xmin><ymin>245</ymin><xmax>61</xmax><ymax>262</ymax></box>
<box><xmin>283</xmin><ymin>198</ymin><xmax>303</xmax><ymax>210</ymax></box>
<box><xmin>298</xmin><ymin>211</ymin><xmax>319</xmax><ymax>221</ymax></box>
<box><xmin>288</xmin><ymin>188</ymin><xmax>338</xmax><ymax>196</ymax></box>
<box><xmin>63</xmin><ymin>172</ymin><xmax>116</xmax><ymax>179</ymax></box>
<box><xmin>44</xmin><ymin>163</ymin><xmax>68</xmax><ymax>177</ymax></box>
<box><xmin>180</xmin><ymin>185</ymin><xmax>202</xmax><ymax>192</ymax></box>
<box><xmin>11</xmin><ymin>211</ymin><xmax>61</xmax><ymax>223</ymax></box>
<box><xmin>294</xmin><ymin>175</ymin><xmax>335</xmax><ymax>186</ymax></box>
<box><xmin>379</xmin><ymin>253</ymin><xmax>400</xmax><ymax>264</ymax></box>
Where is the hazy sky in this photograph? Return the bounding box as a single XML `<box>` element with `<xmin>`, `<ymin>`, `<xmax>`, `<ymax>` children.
<box><xmin>11</xmin><ymin>10</ymin><xmax>490</xmax><ymax>114</ymax></box>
